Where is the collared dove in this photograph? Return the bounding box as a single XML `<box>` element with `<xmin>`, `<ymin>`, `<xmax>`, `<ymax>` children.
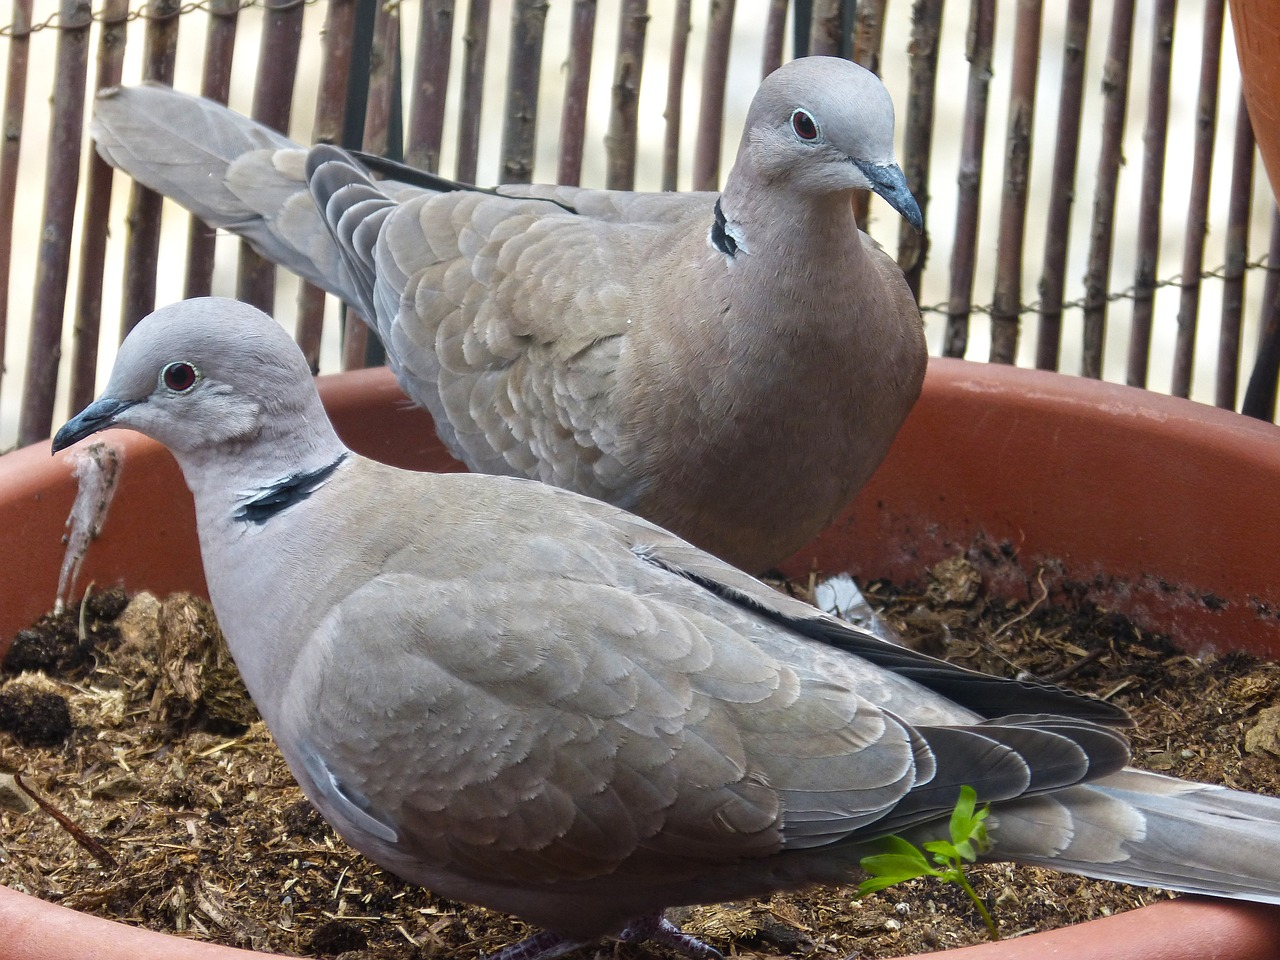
<box><xmin>90</xmin><ymin>56</ymin><xmax>927</xmax><ymax>575</ymax></box>
<box><xmin>54</xmin><ymin>298</ymin><xmax>1280</xmax><ymax>960</ymax></box>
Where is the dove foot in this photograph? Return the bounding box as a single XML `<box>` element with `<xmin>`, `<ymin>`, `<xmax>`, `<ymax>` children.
<box><xmin>618</xmin><ymin>913</ymin><xmax>724</xmax><ymax>960</ymax></box>
<box><xmin>478</xmin><ymin>918</ymin><xmax>721</xmax><ymax>960</ymax></box>
<box><xmin>482</xmin><ymin>930</ymin><xmax>591</xmax><ymax>960</ymax></box>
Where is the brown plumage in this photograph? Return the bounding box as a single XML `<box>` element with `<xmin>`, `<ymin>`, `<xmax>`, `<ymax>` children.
<box><xmin>92</xmin><ymin>56</ymin><xmax>926</xmax><ymax>573</ymax></box>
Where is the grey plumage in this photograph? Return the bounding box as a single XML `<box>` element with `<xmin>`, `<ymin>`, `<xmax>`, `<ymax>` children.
<box><xmin>91</xmin><ymin>56</ymin><xmax>927</xmax><ymax>573</ymax></box>
<box><xmin>53</xmin><ymin>298</ymin><xmax>1280</xmax><ymax>959</ymax></box>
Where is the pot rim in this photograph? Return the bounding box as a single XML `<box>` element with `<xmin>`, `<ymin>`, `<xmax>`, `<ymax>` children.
<box><xmin>2</xmin><ymin>883</ymin><xmax>1279</xmax><ymax>960</ymax></box>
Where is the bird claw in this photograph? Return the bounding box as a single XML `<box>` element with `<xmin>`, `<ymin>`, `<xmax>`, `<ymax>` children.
<box><xmin>481</xmin><ymin>929</ymin><xmax>590</xmax><ymax>960</ymax></box>
<box><xmin>618</xmin><ymin>913</ymin><xmax>724</xmax><ymax>960</ymax></box>
<box><xmin>479</xmin><ymin>915</ymin><xmax>721</xmax><ymax>960</ymax></box>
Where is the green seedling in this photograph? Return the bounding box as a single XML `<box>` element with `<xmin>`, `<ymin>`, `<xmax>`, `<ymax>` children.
<box><xmin>856</xmin><ymin>785</ymin><xmax>999</xmax><ymax>940</ymax></box>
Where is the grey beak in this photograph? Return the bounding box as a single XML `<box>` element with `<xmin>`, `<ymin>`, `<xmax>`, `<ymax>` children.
<box><xmin>854</xmin><ymin>159</ymin><xmax>923</xmax><ymax>233</ymax></box>
<box><xmin>51</xmin><ymin>397</ymin><xmax>139</xmax><ymax>453</ymax></box>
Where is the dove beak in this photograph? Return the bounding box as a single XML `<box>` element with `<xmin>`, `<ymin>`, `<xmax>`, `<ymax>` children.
<box><xmin>52</xmin><ymin>397</ymin><xmax>140</xmax><ymax>453</ymax></box>
<box><xmin>855</xmin><ymin>159</ymin><xmax>923</xmax><ymax>233</ymax></box>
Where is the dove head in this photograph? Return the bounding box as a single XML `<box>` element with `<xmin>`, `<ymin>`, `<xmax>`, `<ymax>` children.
<box><xmin>740</xmin><ymin>56</ymin><xmax>922</xmax><ymax>230</ymax></box>
<box><xmin>53</xmin><ymin>297</ymin><xmax>343</xmax><ymax>469</ymax></box>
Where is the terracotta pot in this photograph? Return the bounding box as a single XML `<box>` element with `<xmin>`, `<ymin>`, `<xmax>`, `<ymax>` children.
<box><xmin>787</xmin><ymin>357</ymin><xmax>1280</xmax><ymax>658</ymax></box>
<box><xmin>2</xmin><ymin>357</ymin><xmax>1280</xmax><ymax>958</ymax></box>
<box><xmin>1229</xmin><ymin>0</ymin><xmax>1280</xmax><ymax>202</ymax></box>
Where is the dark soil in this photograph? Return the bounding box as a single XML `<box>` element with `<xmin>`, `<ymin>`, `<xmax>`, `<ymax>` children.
<box><xmin>1</xmin><ymin>558</ymin><xmax>1278</xmax><ymax>959</ymax></box>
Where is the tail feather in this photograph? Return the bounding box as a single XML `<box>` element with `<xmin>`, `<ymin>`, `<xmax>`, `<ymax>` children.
<box><xmin>987</xmin><ymin>768</ymin><xmax>1280</xmax><ymax>903</ymax></box>
<box><xmin>92</xmin><ymin>83</ymin><xmax>356</xmax><ymax>302</ymax></box>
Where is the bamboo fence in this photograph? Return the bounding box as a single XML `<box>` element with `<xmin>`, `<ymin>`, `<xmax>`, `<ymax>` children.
<box><xmin>0</xmin><ymin>0</ymin><xmax>1276</xmax><ymax>449</ymax></box>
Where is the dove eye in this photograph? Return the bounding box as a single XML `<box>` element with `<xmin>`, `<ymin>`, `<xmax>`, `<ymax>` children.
<box><xmin>162</xmin><ymin>361</ymin><xmax>199</xmax><ymax>393</ymax></box>
<box><xmin>791</xmin><ymin>109</ymin><xmax>819</xmax><ymax>141</ymax></box>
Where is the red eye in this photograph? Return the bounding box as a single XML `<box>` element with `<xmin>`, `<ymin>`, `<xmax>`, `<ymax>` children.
<box><xmin>162</xmin><ymin>361</ymin><xmax>198</xmax><ymax>393</ymax></box>
<box><xmin>791</xmin><ymin>109</ymin><xmax>819</xmax><ymax>141</ymax></box>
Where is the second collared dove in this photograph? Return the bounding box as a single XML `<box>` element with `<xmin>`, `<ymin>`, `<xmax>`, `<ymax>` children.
<box><xmin>54</xmin><ymin>298</ymin><xmax>1280</xmax><ymax>960</ymax></box>
<box><xmin>90</xmin><ymin>56</ymin><xmax>927</xmax><ymax>574</ymax></box>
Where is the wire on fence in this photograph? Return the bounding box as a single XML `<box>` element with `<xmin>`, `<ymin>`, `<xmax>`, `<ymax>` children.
<box><xmin>919</xmin><ymin>256</ymin><xmax>1279</xmax><ymax>320</ymax></box>
<box><xmin>0</xmin><ymin>0</ymin><xmax>316</xmax><ymax>37</ymax></box>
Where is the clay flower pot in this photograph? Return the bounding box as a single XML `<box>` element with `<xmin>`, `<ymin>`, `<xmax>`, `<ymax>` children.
<box><xmin>2</xmin><ymin>358</ymin><xmax>1280</xmax><ymax>958</ymax></box>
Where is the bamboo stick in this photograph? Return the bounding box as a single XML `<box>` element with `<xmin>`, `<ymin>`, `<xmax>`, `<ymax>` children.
<box><xmin>340</xmin><ymin>314</ymin><xmax>371</xmax><ymax>372</ymax></box>
<box><xmin>793</xmin><ymin>0</ymin><xmax>811</xmax><ymax>57</ymax></box>
<box><xmin>499</xmin><ymin>0</ymin><xmax>549</xmax><ymax>184</ymax></box>
<box><xmin>237</xmin><ymin>0</ymin><xmax>305</xmax><ymax>315</ymax></box>
<box><xmin>0</xmin><ymin>0</ymin><xmax>33</xmax><ymax>415</ymax></box>
<box><xmin>1170</xmin><ymin>0</ymin><xmax>1224</xmax><ymax>398</ymax></box>
<box><xmin>314</xmin><ymin>0</ymin><xmax>355</xmax><ymax>148</ymax></box>
<box><xmin>342</xmin><ymin>0</ymin><xmax>399</xmax><ymax>372</ymax></box>
<box><xmin>341</xmin><ymin>0</ymin><xmax>376</xmax><ymax>147</ymax></box>
<box><xmin>1124</xmin><ymin>0</ymin><xmax>1175</xmax><ymax>388</ymax></box>
<box><xmin>850</xmin><ymin>0</ymin><xmax>886</xmax><ymax>228</ymax></box>
<box><xmin>407</xmin><ymin>0</ymin><xmax>454</xmax><ymax>172</ymax></box>
<box><xmin>1241</xmin><ymin>209</ymin><xmax>1280</xmax><ymax>421</ymax></box>
<box><xmin>557</xmin><ymin>0</ymin><xmax>597</xmax><ymax>186</ymax></box>
<box><xmin>851</xmin><ymin>0</ymin><xmax>885</xmax><ymax>73</ymax></box>
<box><xmin>661</xmin><ymin>0</ymin><xmax>691</xmax><ymax>191</ymax></box>
<box><xmin>1080</xmin><ymin>0</ymin><xmax>1135</xmax><ymax>379</ymax></box>
<box><xmin>809</xmin><ymin>0</ymin><xmax>841</xmax><ymax>57</ymax></box>
<box><xmin>296</xmin><ymin>0</ymin><xmax>357</xmax><ymax>373</ymax></box>
<box><xmin>1216</xmin><ymin>91</ymin><xmax>1254</xmax><ymax>410</ymax></box>
<box><xmin>605</xmin><ymin>0</ymin><xmax>648</xmax><ymax>189</ymax></box>
<box><xmin>1034</xmin><ymin>0</ymin><xmax>1090</xmax><ymax>371</ymax></box>
<box><xmin>943</xmin><ymin>0</ymin><xmax>995</xmax><ymax>359</ymax></box>
<box><xmin>18</xmin><ymin>0</ymin><xmax>91</xmax><ymax>445</ymax></box>
<box><xmin>183</xmin><ymin>0</ymin><xmax>240</xmax><ymax>302</ymax></box>
<box><xmin>691</xmin><ymin>0</ymin><xmax>735</xmax><ymax>191</ymax></box>
<box><xmin>361</xmin><ymin>0</ymin><xmax>399</xmax><ymax>158</ymax></box>
<box><xmin>69</xmin><ymin>0</ymin><xmax>129</xmax><ymax>416</ymax></box>
<box><xmin>455</xmin><ymin>0</ymin><xmax>491</xmax><ymax>183</ymax></box>
<box><xmin>988</xmin><ymin>0</ymin><xmax>1042</xmax><ymax>365</ymax></box>
<box><xmin>762</xmin><ymin>0</ymin><xmax>786</xmax><ymax>78</ymax></box>
<box><xmin>121</xmin><ymin>0</ymin><xmax>181</xmax><ymax>338</ymax></box>
<box><xmin>897</xmin><ymin>0</ymin><xmax>942</xmax><ymax>298</ymax></box>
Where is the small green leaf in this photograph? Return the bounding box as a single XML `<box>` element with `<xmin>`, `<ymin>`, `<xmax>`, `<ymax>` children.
<box><xmin>861</xmin><ymin>853</ymin><xmax>928</xmax><ymax>876</ymax></box>
<box><xmin>971</xmin><ymin>810</ymin><xmax>991</xmax><ymax>851</ymax></box>
<box><xmin>950</xmin><ymin>785</ymin><xmax>978</xmax><ymax>845</ymax></box>
<box><xmin>855</xmin><ymin>785</ymin><xmax>1000</xmax><ymax>941</ymax></box>
<box><xmin>860</xmin><ymin>851</ymin><xmax>936</xmax><ymax>881</ymax></box>
<box><xmin>923</xmin><ymin>839</ymin><xmax>958</xmax><ymax>859</ymax></box>
<box><xmin>857</xmin><ymin>874</ymin><xmax>914</xmax><ymax>896</ymax></box>
<box><xmin>876</xmin><ymin>834</ymin><xmax>932</xmax><ymax>859</ymax></box>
